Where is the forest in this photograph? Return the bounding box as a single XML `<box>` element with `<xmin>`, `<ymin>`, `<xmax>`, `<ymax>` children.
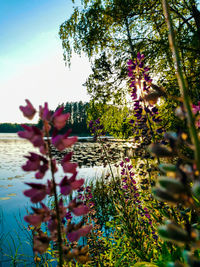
<box><xmin>0</xmin><ymin>101</ymin><xmax>90</xmax><ymax>136</ymax></box>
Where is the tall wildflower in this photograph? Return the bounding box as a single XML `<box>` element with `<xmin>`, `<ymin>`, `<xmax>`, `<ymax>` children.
<box><xmin>128</xmin><ymin>53</ymin><xmax>164</xmax><ymax>145</ymax></box>
<box><xmin>18</xmin><ymin>100</ymin><xmax>92</xmax><ymax>266</ymax></box>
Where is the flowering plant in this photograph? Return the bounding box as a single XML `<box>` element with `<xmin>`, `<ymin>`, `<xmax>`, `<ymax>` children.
<box><xmin>128</xmin><ymin>53</ymin><xmax>165</xmax><ymax>145</ymax></box>
<box><xmin>18</xmin><ymin>100</ymin><xmax>92</xmax><ymax>266</ymax></box>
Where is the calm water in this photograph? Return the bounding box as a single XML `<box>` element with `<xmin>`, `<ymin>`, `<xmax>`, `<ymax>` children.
<box><xmin>0</xmin><ymin>133</ymin><xmax>111</xmax><ymax>266</ymax></box>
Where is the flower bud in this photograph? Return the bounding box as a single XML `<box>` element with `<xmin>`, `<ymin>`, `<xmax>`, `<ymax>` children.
<box><xmin>158</xmin><ymin>177</ymin><xmax>184</xmax><ymax>194</ymax></box>
<box><xmin>149</xmin><ymin>144</ymin><xmax>173</xmax><ymax>157</ymax></box>
<box><xmin>152</xmin><ymin>187</ymin><xmax>179</xmax><ymax>204</ymax></box>
<box><xmin>158</xmin><ymin>223</ymin><xmax>190</xmax><ymax>244</ymax></box>
<box><xmin>159</xmin><ymin>164</ymin><xmax>177</xmax><ymax>173</ymax></box>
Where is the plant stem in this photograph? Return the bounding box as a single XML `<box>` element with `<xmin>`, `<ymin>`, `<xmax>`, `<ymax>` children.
<box><xmin>162</xmin><ymin>0</ymin><xmax>200</xmax><ymax>174</ymax></box>
<box><xmin>45</xmin><ymin>122</ymin><xmax>63</xmax><ymax>266</ymax></box>
<box><xmin>99</xmin><ymin>138</ymin><xmax>115</xmax><ymax>182</ymax></box>
<box><xmin>142</xmin><ymin>98</ymin><xmax>161</xmax><ymax>165</ymax></box>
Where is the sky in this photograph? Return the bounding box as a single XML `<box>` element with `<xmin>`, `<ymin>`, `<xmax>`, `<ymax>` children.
<box><xmin>0</xmin><ymin>0</ymin><xmax>92</xmax><ymax>123</ymax></box>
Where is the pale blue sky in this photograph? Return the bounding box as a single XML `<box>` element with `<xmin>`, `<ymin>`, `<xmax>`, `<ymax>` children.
<box><xmin>0</xmin><ymin>0</ymin><xmax>91</xmax><ymax>123</ymax></box>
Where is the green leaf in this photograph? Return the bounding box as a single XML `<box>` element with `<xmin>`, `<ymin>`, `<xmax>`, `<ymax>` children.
<box><xmin>134</xmin><ymin>262</ymin><xmax>158</xmax><ymax>267</ymax></box>
<box><xmin>192</xmin><ymin>182</ymin><xmax>200</xmax><ymax>201</ymax></box>
<box><xmin>158</xmin><ymin>223</ymin><xmax>190</xmax><ymax>244</ymax></box>
<box><xmin>158</xmin><ymin>177</ymin><xmax>184</xmax><ymax>193</ymax></box>
<box><xmin>152</xmin><ymin>187</ymin><xmax>179</xmax><ymax>204</ymax></box>
<box><xmin>159</xmin><ymin>164</ymin><xmax>177</xmax><ymax>173</ymax></box>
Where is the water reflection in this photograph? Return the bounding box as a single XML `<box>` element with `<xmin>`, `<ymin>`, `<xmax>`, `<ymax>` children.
<box><xmin>0</xmin><ymin>133</ymin><xmax>117</xmax><ymax>266</ymax></box>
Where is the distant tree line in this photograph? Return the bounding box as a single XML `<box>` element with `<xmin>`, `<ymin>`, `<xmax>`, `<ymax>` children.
<box><xmin>0</xmin><ymin>102</ymin><xmax>90</xmax><ymax>136</ymax></box>
<box><xmin>58</xmin><ymin>101</ymin><xmax>90</xmax><ymax>136</ymax></box>
<box><xmin>0</xmin><ymin>123</ymin><xmax>24</xmax><ymax>133</ymax></box>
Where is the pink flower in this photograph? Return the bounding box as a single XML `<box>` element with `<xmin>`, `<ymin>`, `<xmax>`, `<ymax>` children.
<box><xmin>19</xmin><ymin>99</ymin><xmax>36</xmax><ymax>120</ymax></box>
<box><xmin>51</xmin><ymin>130</ymin><xmax>77</xmax><ymax>151</ymax></box>
<box><xmin>137</xmin><ymin>52</ymin><xmax>145</xmax><ymax>60</ymax></box>
<box><xmin>65</xmin><ymin>211</ymin><xmax>72</xmax><ymax>220</ymax></box>
<box><xmin>24</xmin><ymin>182</ymin><xmax>49</xmax><ymax>203</ymax></box>
<box><xmin>22</xmin><ymin>152</ymin><xmax>48</xmax><ymax>179</ymax></box>
<box><xmin>39</xmin><ymin>102</ymin><xmax>52</xmax><ymax>121</ymax></box>
<box><xmin>18</xmin><ymin>125</ymin><xmax>46</xmax><ymax>154</ymax></box>
<box><xmin>58</xmin><ymin>198</ymin><xmax>67</xmax><ymax>219</ymax></box>
<box><xmin>47</xmin><ymin>200</ymin><xmax>67</xmax><ymax>237</ymax></box>
<box><xmin>24</xmin><ymin>203</ymin><xmax>50</xmax><ymax>227</ymax></box>
<box><xmin>59</xmin><ymin>173</ymin><xmax>84</xmax><ymax>195</ymax></box>
<box><xmin>68</xmin><ymin>199</ymin><xmax>89</xmax><ymax>216</ymax></box>
<box><xmin>192</xmin><ymin>101</ymin><xmax>200</xmax><ymax>114</ymax></box>
<box><xmin>61</xmin><ymin>152</ymin><xmax>77</xmax><ymax>174</ymax></box>
<box><xmin>52</xmin><ymin>107</ymin><xmax>70</xmax><ymax>130</ymax></box>
<box><xmin>67</xmin><ymin>224</ymin><xmax>92</xmax><ymax>242</ymax></box>
<box><xmin>48</xmin><ymin>216</ymin><xmax>58</xmax><ymax>233</ymax></box>
<box><xmin>33</xmin><ymin>231</ymin><xmax>51</xmax><ymax>254</ymax></box>
<box><xmin>72</xmin><ymin>205</ymin><xmax>89</xmax><ymax>216</ymax></box>
<box><xmin>127</xmin><ymin>59</ymin><xmax>133</xmax><ymax>65</ymax></box>
<box><xmin>196</xmin><ymin>119</ymin><xmax>200</xmax><ymax>128</ymax></box>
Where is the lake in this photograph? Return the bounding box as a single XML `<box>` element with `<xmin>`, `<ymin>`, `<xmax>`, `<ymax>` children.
<box><xmin>0</xmin><ymin>133</ymin><xmax>121</xmax><ymax>266</ymax></box>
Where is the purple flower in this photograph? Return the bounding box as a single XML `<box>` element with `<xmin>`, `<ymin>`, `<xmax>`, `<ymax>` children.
<box><xmin>59</xmin><ymin>173</ymin><xmax>84</xmax><ymax>195</ymax></box>
<box><xmin>48</xmin><ymin>217</ymin><xmax>58</xmax><ymax>234</ymax></box>
<box><xmin>66</xmin><ymin>211</ymin><xmax>72</xmax><ymax>220</ymax></box>
<box><xmin>51</xmin><ymin>130</ymin><xmax>77</xmax><ymax>151</ymax></box>
<box><xmin>121</xmin><ymin>170</ymin><xmax>125</xmax><ymax>175</ymax></box>
<box><xmin>123</xmin><ymin>185</ymin><xmax>128</xmax><ymax>189</ymax></box>
<box><xmin>192</xmin><ymin>101</ymin><xmax>200</xmax><ymax>114</ymax></box>
<box><xmin>120</xmin><ymin>161</ymin><xmax>124</xmax><ymax>167</ymax></box>
<box><xmin>152</xmin><ymin>107</ymin><xmax>158</xmax><ymax>114</ymax></box>
<box><xmin>52</xmin><ymin>107</ymin><xmax>70</xmax><ymax>130</ymax></box>
<box><xmin>19</xmin><ymin>99</ymin><xmax>36</xmax><ymax>120</ymax></box>
<box><xmin>61</xmin><ymin>152</ymin><xmax>77</xmax><ymax>174</ymax></box>
<box><xmin>127</xmin><ymin>59</ymin><xmax>133</xmax><ymax>65</ymax></box>
<box><xmin>68</xmin><ymin>199</ymin><xmax>89</xmax><ymax>216</ymax></box>
<box><xmin>196</xmin><ymin>119</ymin><xmax>200</xmax><ymax>128</ymax></box>
<box><xmin>33</xmin><ymin>231</ymin><xmax>51</xmax><ymax>254</ymax></box>
<box><xmin>125</xmin><ymin>158</ymin><xmax>130</xmax><ymax>162</ymax></box>
<box><xmin>19</xmin><ymin>99</ymin><xmax>93</xmax><ymax>259</ymax></box>
<box><xmin>22</xmin><ymin>152</ymin><xmax>48</xmax><ymax>179</ymax></box>
<box><xmin>58</xmin><ymin>198</ymin><xmax>67</xmax><ymax>219</ymax></box>
<box><xmin>18</xmin><ymin>125</ymin><xmax>46</xmax><ymax>154</ymax></box>
<box><xmin>24</xmin><ymin>182</ymin><xmax>49</xmax><ymax>203</ymax></box>
<box><xmin>77</xmin><ymin>186</ymin><xmax>84</xmax><ymax>192</ymax></box>
<box><xmin>39</xmin><ymin>102</ymin><xmax>52</xmax><ymax>121</ymax></box>
<box><xmin>24</xmin><ymin>203</ymin><xmax>50</xmax><ymax>227</ymax></box>
<box><xmin>67</xmin><ymin>223</ymin><xmax>92</xmax><ymax>242</ymax></box>
<box><xmin>137</xmin><ymin>52</ymin><xmax>145</xmax><ymax>60</ymax></box>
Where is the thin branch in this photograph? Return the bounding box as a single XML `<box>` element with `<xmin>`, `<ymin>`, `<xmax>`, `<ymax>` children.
<box><xmin>170</xmin><ymin>6</ymin><xmax>196</xmax><ymax>32</ymax></box>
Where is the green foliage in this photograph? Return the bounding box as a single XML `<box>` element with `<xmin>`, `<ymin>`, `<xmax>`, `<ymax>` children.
<box><xmin>84</xmin><ymin>152</ymin><xmax>186</xmax><ymax>266</ymax></box>
<box><xmin>134</xmin><ymin>263</ymin><xmax>158</xmax><ymax>267</ymax></box>
<box><xmin>90</xmin><ymin>176</ymin><xmax>118</xmax><ymax>231</ymax></box>
<box><xmin>0</xmin><ymin>123</ymin><xmax>24</xmax><ymax>133</ymax></box>
<box><xmin>87</xmin><ymin>101</ymin><xmax>134</xmax><ymax>138</ymax></box>
<box><xmin>58</xmin><ymin>101</ymin><xmax>90</xmax><ymax>136</ymax></box>
<box><xmin>60</xmin><ymin>0</ymin><xmax>200</xmax><ymax>135</ymax></box>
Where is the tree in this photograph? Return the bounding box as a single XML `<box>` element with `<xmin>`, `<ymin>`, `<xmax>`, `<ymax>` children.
<box><xmin>87</xmin><ymin>101</ymin><xmax>134</xmax><ymax>138</ymax></box>
<box><xmin>62</xmin><ymin>101</ymin><xmax>90</xmax><ymax>135</ymax></box>
<box><xmin>59</xmin><ymin>0</ymin><xmax>200</xmax><ymax>136</ymax></box>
